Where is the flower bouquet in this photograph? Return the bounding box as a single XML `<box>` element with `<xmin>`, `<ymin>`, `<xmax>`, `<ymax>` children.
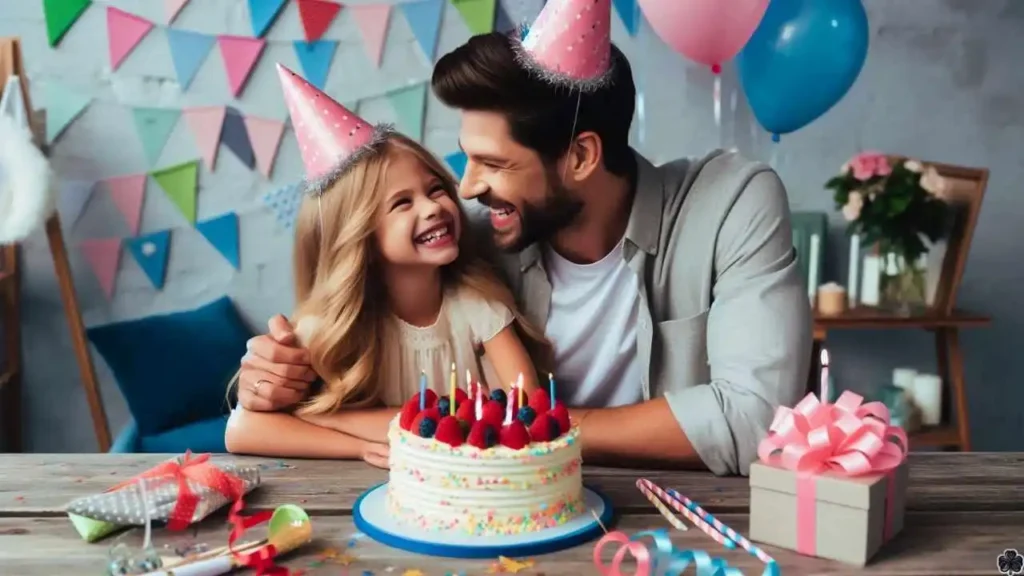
<box><xmin>826</xmin><ymin>152</ymin><xmax>952</xmax><ymax>312</ymax></box>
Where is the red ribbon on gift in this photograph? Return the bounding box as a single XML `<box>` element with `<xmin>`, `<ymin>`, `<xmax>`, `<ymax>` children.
<box><xmin>756</xmin><ymin>391</ymin><xmax>909</xmax><ymax>556</ymax></box>
<box><xmin>107</xmin><ymin>450</ymin><xmax>246</xmax><ymax>531</ymax></box>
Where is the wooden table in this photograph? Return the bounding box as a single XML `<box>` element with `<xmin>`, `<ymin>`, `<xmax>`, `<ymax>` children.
<box><xmin>0</xmin><ymin>453</ymin><xmax>1021</xmax><ymax>575</ymax></box>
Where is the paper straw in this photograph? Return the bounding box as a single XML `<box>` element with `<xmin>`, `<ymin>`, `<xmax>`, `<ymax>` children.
<box><xmin>635</xmin><ymin>482</ymin><xmax>689</xmax><ymax>532</ymax></box>
<box><xmin>636</xmin><ymin>479</ymin><xmax>734</xmax><ymax>549</ymax></box>
<box><xmin>666</xmin><ymin>488</ymin><xmax>776</xmax><ymax>565</ymax></box>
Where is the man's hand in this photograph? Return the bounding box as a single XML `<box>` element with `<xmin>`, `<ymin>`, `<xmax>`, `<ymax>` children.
<box><xmin>237</xmin><ymin>314</ymin><xmax>319</xmax><ymax>412</ymax></box>
<box><xmin>361</xmin><ymin>440</ymin><xmax>390</xmax><ymax>469</ymax></box>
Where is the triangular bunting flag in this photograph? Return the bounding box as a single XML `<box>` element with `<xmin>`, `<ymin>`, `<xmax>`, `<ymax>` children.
<box><xmin>43</xmin><ymin>0</ymin><xmax>91</xmax><ymax>47</ymax></box>
<box><xmin>182</xmin><ymin>106</ymin><xmax>227</xmax><ymax>170</ymax></box>
<box><xmin>196</xmin><ymin>212</ymin><xmax>240</xmax><ymax>269</ymax></box>
<box><xmin>400</xmin><ymin>0</ymin><xmax>445</xmax><ymax>61</ymax></box>
<box><xmin>613</xmin><ymin>0</ymin><xmax>641</xmax><ymax>36</ymax></box>
<box><xmin>243</xmin><ymin>116</ymin><xmax>286</xmax><ymax>178</ymax></box>
<box><xmin>217</xmin><ymin>36</ymin><xmax>266</xmax><ymax>97</ymax></box>
<box><xmin>451</xmin><ymin>0</ymin><xmax>496</xmax><ymax>35</ymax></box>
<box><xmin>131</xmin><ymin>107</ymin><xmax>181</xmax><ymax>166</ymax></box>
<box><xmin>221</xmin><ymin>108</ymin><xmax>255</xmax><ymax>169</ymax></box>
<box><xmin>444</xmin><ymin>151</ymin><xmax>468</xmax><ymax>180</ymax></box>
<box><xmin>496</xmin><ymin>0</ymin><xmax>545</xmax><ymax>32</ymax></box>
<box><xmin>40</xmin><ymin>81</ymin><xmax>92</xmax><ymax>143</ymax></box>
<box><xmin>166</xmin><ymin>29</ymin><xmax>215</xmax><ymax>89</ymax></box>
<box><xmin>351</xmin><ymin>4</ymin><xmax>392</xmax><ymax>67</ymax></box>
<box><xmin>292</xmin><ymin>40</ymin><xmax>338</xmax><ymax>90</ymax></box>
<box><xmin>105</xmin><ymin>173</ymin><xmax>147</xmax><ymax>235</ymax></box>
<box><xmin>166</xmin><ymin>0</ymin><xmax>190</xmax><ymax>23</ymax></box>
<box><xmin>247</xmin><ymin>0</ymin><xmax>288</xmax><ymax>37</ymax></box>
<box><xmin>386</xmin><ymin>83</ymin><xmax>428</xmax><ymax>142</ymax></box>
<box><xmin>297</xmin><ymin>0</ymin><xmax>343</xmax><ymax>42</ymax></box>
<box><xmin>126</xmin><ymin>230</ymin><xmax>171</xmax><ymax>289</ymax></box>
<box><xmin>262</xmin><ymin>183</ymin><xmax>302</xmax><ymax>230</ymax></box>
<box><xmin>79</xmin><ymin>238</ymin><xmax>122</xmax><ymax>300</ymax></box>
<box><xmin>56</xmin><ymin>180</ymin><xmax>96</xmax><ymax>228</ymax></box>
<box><xmin>151</xmin><ymin>160</ymin><xmax>199</xmax><ymax>223</ymax></box>
<box><xmin>106</xmin><ymin>6</ymin><xmax>155</xmax><ymax>70</ymax></box>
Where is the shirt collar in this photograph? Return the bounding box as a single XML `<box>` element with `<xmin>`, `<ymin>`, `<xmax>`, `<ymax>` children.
<box><xmin>518</xmin><ymin>150</ymin><xmax>663</xmax><ymax>270</ymax></box>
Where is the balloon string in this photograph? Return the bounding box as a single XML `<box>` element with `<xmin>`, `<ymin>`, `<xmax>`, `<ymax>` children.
<box><xmin>769</xmin><ymin>140</ymin><xmax>781</xmax><ymax>173</ymax></box>
<box><xmin>713</xmin><ymin>75</ymin><xmax>722</xmax><ymax>132</ymax></box>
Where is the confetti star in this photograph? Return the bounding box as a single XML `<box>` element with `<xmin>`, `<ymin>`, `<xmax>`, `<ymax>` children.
<box><xmin>499</xmin><ymin>556</ymin><xmax>535</xmax><ymax>573</ymax></box>
<box><xmin>402</xmin><ymin>570</ymin><xmax>426</xmax><ymax>576</ymax></box>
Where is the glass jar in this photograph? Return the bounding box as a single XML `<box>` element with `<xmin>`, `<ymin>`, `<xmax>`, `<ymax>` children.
<box><xmin>878</xmin><ymin>249</ymin><xmax>927</xmax><ymax>316</ymax></box>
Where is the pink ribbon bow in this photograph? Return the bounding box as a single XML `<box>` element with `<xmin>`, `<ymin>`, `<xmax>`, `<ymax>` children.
<box><xmin>757</xmin><ymin>390</ymin><xmax>908</xmax><ymax>477</ymax></box>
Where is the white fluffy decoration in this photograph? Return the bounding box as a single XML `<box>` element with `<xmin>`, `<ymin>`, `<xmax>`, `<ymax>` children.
<box><xmin>0</xmin><ymin>110</ymin><xmax>55</xmax><ymax>244</ymax></box>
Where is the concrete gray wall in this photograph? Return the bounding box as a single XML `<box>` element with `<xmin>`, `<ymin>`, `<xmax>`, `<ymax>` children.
<box><xmin>2</xmin><ymin>0</ymin><xmax>1021</xmax><ymax>452</ymax></box>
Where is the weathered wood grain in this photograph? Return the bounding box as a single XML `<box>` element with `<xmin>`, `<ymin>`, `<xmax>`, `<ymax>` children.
<box><xmin>0</xmin><ymin>453</ymin><xmax>1021</xmax><ymax>516</ymax></box>
<box><xmin>0</xmin><ymin>512</ymin><xmax>1017</xmax><ymax>576</ymax></box>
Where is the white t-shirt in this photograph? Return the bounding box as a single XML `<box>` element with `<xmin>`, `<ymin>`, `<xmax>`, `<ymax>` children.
<box><xmin>543</xmin><ymin>238</ymin><xmax>643</xmax><ymax>408</ymax></box>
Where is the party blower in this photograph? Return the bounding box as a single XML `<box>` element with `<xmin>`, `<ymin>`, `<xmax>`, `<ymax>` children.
<box><xmin>142</xmin><ymin>505</ymin><xmax>313</xmax><ymax>576</ymax></box>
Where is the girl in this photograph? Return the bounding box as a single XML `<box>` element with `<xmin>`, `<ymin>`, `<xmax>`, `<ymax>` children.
<box><xmin>225</xmin><ymin>65</ymin><xmax>550</xmax><ymax>465</ymax></box>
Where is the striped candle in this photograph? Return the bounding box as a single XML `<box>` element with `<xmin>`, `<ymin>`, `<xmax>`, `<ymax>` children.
<box><xmin>667</xmin><ymin>488</ymin><xmax>776</xmax><ymax>565</ymax></box>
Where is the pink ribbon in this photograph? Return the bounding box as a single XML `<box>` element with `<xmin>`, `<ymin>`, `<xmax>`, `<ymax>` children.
<box><xmin>757</xmin><ymin>391</ymin><xmax>909</xmax><ymax>555</ymax></box>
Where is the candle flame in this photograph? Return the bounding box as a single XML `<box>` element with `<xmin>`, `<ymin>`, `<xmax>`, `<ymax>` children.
<box><xmin>820</xmin><ymin>348</ymin><xmax>830</xmax><ymax>366</ymax></box>
<box><xmin>451</xmin><ymin>362</ymin><xmax>456</xmax><ymax>371</ymax></box>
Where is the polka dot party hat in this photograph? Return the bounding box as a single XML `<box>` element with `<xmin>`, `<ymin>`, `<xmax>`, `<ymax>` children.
<box><xmin>514</xmin><ymin>0</ymin><xmax>613</xmax><ymax>92</ymax></box>
<box><xmin>275</xmin><ymin>63</ymin><xmax>394</xmax><ymax>196</ymax></box>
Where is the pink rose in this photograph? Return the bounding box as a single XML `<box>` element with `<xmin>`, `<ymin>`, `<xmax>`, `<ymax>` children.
<box><xmin>847</xmin><ymin>151</ymin><xmax>892</xmax><ymax>181</ymax></box>
<box><xmin>920</xmin><ymin>166</ymin><xmax>950</xmax><ymax>200</ymax></box>
<box><xmin>842</xmin><ymin>191</ymin><xmax>864</xmax><ymax>222</ymax></box>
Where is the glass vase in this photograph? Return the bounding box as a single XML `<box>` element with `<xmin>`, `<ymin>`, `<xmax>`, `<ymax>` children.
<box><xmin>879</xmin><ymin>249</ymin><xmax>928</xmax><ymax>316</ymax></box>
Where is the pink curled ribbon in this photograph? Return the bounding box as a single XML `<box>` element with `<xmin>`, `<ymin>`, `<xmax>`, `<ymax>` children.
<box><xmin>593</xmin><ymin>529</ymin><xmax>745</xmax><ymax>576</ymax></box>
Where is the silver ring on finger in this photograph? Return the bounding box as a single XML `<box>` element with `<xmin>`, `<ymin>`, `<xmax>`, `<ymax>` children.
<box><xmin>252</xmin><ymin>379</ymin><xmax>270</xmax><ymax>396</ymax></box>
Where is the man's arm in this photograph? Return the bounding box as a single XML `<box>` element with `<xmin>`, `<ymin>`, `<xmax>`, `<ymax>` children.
<box><xmin>571</xmin><ymin>169</ymin><xmax>811</xmax><ymax>474</ymax></box>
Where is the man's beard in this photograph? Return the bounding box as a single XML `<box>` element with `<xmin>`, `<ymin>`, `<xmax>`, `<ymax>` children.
<box><xmin>502</xmin><ymin>181</ymin><xmax>582</xmax><ymax>253</ymax></box>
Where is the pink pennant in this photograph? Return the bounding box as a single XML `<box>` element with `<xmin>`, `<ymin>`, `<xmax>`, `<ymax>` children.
<box><xmin>183</xmin><ymin>106</ymin><xmax>227</xmax><ymax>169</ymax></box>
<box><xmin>217</xmin><ymin>36</ymin><xmax>266</xmax><ymax>97</ymax></box>
<box><xmin>107</xmin><ymin>6</ymin><xmax>155</xmax><ymax>70</ymax></box>
<box><xmin>243</xmin><ymin>115</ymin><xmax>286</xmax><ymax>178</ymax></box>
<box><xmin>106</xmin><ymin>174</ymin><xmax>147</xmax><ymax>235</ymax></box>
<box><xmin>351</xmin><ymin>4</ymin><xmax>392</xmax><ymax>67</ymax></box>
<box><xmin>166</xmin><ymin>0</ymin><xmax>190</xmax><ymax>23</ymax></box>
<box><xmin>79</xmin><ymin>238</ymin><xmax>123</xmax><ymax>300</ymax></box>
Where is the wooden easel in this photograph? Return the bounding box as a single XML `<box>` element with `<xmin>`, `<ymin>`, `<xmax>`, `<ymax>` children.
<box><xmin>0</xmin><ymin>37</ymin><xmax>111</xmax><ymax>452</ymax></box>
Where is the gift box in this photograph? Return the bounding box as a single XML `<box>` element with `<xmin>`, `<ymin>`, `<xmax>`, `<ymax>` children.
<box><xmin>749</xmin><ymin>391</ymin><xmax>909</xmax><ymax>566</ymax></box>
<box><xmin>65</xmin><ymin>451</ymin><xmax>261</xmax><ymax>542</ymax></box>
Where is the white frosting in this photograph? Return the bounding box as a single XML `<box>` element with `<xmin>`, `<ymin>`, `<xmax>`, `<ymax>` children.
<box><xmin>385</xmin><ymin>417</ymin><xmax>585</xmax><ymax>535</ymax></box>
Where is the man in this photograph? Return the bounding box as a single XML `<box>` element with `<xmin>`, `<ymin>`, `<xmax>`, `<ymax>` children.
<box><xmin>231</xmin><ymin>3</ymin><xmax>811</xmax><ymax>476</ymax></box>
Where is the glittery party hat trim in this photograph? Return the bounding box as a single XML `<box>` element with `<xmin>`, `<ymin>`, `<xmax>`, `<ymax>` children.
<box><xmin>302</xmin><ymin>123</ymin><xmax>396</xmax><ymax>197</ymax></box>
<box><xmin>511</xmin><ymin>24</ymin><xmax>615</xmax><ymax>93</ymax></box>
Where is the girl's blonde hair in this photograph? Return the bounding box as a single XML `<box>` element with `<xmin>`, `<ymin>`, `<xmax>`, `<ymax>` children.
<box><xmin>291</xmin><ymin>133</ymin><xmax>552</xmax><ymax>416</ymax></box>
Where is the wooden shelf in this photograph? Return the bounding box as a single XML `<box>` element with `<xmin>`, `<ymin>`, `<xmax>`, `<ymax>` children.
<box><xmin>910</xmin><ymin>426</ymin><xmax>962</xmax><ymax>449</ymax></box>
<box><xmin>0</xmin><ymin>269</ymin><xmax>12</xmax><ymax>284</ymax></box>
<box><xmin>814</xmin><ymin>307</ymin><xmax>990</xmax><ymax>331</ymax></box>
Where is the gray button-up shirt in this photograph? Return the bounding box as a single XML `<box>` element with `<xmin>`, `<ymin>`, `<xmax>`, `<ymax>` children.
<box><xmin>474</xmin><ymin>149</ymin><xmax>812</xmax><ymax>476</ymax></box>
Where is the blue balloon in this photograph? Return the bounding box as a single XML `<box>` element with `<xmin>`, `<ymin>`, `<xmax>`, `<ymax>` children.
<box><xmin>737</xmin><ymin>0</ymin><xmax>869</xmax><ymax>137</ymax></box>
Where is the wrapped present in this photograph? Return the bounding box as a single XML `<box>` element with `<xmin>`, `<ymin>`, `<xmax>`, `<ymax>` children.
<box><xmin>65</xmin><ymin>451</ymin><xmax>261</xmax><ymax>542</ymax></box>
<box><xmin>749</xmin><ymin>391</ymin><xmax>909</xmax><ymax>566</ymax></box>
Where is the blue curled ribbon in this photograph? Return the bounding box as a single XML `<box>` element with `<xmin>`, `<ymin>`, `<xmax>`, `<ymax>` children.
<box><xmin>594</xmin><ymin>528</ymin><xmax>752</xmax><ymax>576</ymax></box>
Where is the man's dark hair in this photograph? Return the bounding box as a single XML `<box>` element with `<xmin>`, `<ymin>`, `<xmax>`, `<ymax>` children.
<box><xmin>431</xmin><ymin>32</ymin><xmax>637</xmax><ymax>178</ymax></box>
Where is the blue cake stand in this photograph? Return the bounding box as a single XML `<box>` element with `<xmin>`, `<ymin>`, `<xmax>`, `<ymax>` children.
<box><xmin>353</xmin><ymin>482</ymin><xmax>613</xmax><ymax>559</ymax></box>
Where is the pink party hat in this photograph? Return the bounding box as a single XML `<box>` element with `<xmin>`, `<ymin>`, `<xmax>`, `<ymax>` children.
<box><xmin>275</xmin><ymin>63</ymin><xmax>393</xmax><ymax>195</ymax></box>
<box><xmin>514</xmin><ymin>0</ymin><xmax>613</xmax><ymax>91</ymax></box>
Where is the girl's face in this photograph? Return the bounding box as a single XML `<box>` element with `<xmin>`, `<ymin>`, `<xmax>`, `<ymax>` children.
<box><xmin>375</xmin><ymin>149</ymin><xmax>462</xmax><ymax>268</ymax></box>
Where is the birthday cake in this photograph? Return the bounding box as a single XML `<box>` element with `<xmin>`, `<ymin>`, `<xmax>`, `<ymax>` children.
<box><xmin>386</xmin><ymin>385</ymin><xmax>585</xmax><ymax>536</ymax></box>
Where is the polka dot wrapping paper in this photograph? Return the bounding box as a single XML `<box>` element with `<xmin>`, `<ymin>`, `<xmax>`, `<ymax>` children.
<box><xmin>64</xmin><ymin>452</ymin><xmax>262</xmax><ymax>542</ymax></box>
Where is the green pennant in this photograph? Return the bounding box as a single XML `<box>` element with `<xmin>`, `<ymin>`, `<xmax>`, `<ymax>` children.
<box><xmin>151</xmin><ymin>160</ymin><xmax>199</xmax><ymax>223</ymax></box>
<box><xmin>132</xmin><ymin>108</ymin><xmax>181</xmax><ymax>167</ymax></box>
<box><xmin>386</xmin><ymin>83</ymin><xmax>427</xmax><ymax>142</ymax></box>
<box><xmin>43</xmin><ymin>0</ymin><xmax>92</xmax><ymax>47</ymax></box>
<box><xmin>451</xmin><ymin>0</ymin><xmax>495</xmax><ymax>35</ymax></box>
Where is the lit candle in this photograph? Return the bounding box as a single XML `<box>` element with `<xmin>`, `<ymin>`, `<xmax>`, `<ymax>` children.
<box><xmin>466</xmin><ymin>369</ymin><xmax>473</xmax><ymax>398</ymax></box>
<box><xmin>504</xmin><ymin>382</ymin><xmax>514</xmax><ymax>425</ymax></box>
<box><xmin>419</xmin><ymin>370</ymin><xmax>427</xmax><ymax>410</ymax></box>
<box><xmin>516</xmin><ymin>372</ymin><xmax>524</xmax><ymax>408</ymax></box>
<box><xmin>449</xmin><ymin>362</ymin><xmax>456</xmax><ymax>416</ymax></box>
<box><xmin>819</xmin><ymin>348</ymin><xmax>830</xmax><ymax>403</ymax></box>
<box><xmin>548</xmin><ymin>372</ymin><xmax>555</xmax><ymax>410</ymax></box>
<box><xmin>475</xmin><ymin>383</ymin><xmax>483</xmax><ymax>420</ymax></box>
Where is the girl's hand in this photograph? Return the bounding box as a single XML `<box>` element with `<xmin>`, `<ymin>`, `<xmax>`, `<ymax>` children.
<box><xmin>361</xmin><ymin>440</ymin><xmax>390</xmax><ymax>469</ymax></box>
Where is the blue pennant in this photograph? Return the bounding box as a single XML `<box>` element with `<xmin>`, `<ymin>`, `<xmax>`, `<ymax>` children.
<box><xmin>196</xmin><ymin>212</ymin><xmax>240</xmax><ymax>269</ymax></box>
<box><xmin>247</xmin><ymin>0</ymin><xmax>288</xmax><ymax>37</ymax></box>
<box><xmin>399</xmin><ymin>0</ymin><xmax>445</xmax><ymax>61</ymax></box>
<box><xmin>126</xmin><ymin>230</ymin><xmax>171</xmax><ymax>289</ymax></box>
<box><xmin>613</xmin><ymin>0</ymin><xmax>641</xmax><ymax>36</ymax></box>
<box><xmin>444</xmin><ymin>151</ymin><xmax>468</xmax><ymax>180</ymax></box>
<box><xmin>221</xmin><ymin>107</ymin><xmax>255</xmax><ymax>169</ymax></box>
<box><xmin>166</xmin><ymin>29</ymin><xmax>215</xmax><ymax>89</ymax></box>
<box><xmin>293</xmin><ymin>40</ymin><xmax>338</xmax><ymax>90</ymax></box>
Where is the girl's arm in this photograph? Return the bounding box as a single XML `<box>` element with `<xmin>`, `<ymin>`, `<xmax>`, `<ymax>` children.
<box><xmin>225</xmin><ymin>407</ymin><xmax>374</xmax><ymax>459</ymax></box>
<box><xmin>483</xmin><ymin>325</ymin><xmax>540</xmax><ymax>393</ymax></box>
<box><xmin>296</xmin><ymin>408</ymin><xmax>400</xmax><ymax>444</ymax></box>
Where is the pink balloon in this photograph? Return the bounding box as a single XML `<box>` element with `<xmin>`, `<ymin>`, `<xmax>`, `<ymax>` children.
<box><xmin>637</xmin><ymin>0</ymin><xmax>770</xmax><ymax>72</ymax></box>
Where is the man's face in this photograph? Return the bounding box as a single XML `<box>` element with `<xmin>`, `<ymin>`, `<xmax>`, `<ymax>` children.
<box><xmin>457</xmin><ymin>110</ymin><xmax>582</xmax><ymax>252</ymax></box>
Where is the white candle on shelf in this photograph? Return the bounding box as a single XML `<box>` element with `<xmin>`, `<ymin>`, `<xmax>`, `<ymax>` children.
<box><xmin>892</xmin><ymin>368</ymin><xmax>918</xmax><ymax>403</ymax></box>
<box><xmin>847</xmin><ymin>234</ymin><xmax>860</xmax><ymax>307</ymax></box>
<box><xmin>912</xmin><ymin>374</ymin><xmax>942</xmax><ymax>426</ymax></box>
<box><xmin>807</xmin><ymin>234</ymin><xmax>821</xmax><ymax>303</ymax></box>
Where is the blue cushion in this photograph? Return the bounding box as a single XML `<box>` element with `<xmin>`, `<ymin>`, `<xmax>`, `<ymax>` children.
<box><xmin>138</xmin><ymin>416</ymin><xmax>228</xmax><ymax>453</ymax></box>
<box><xmin>87</xmin><ymin>296</ymin><xmax>253</xmax><ymax>437</ymax></box>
